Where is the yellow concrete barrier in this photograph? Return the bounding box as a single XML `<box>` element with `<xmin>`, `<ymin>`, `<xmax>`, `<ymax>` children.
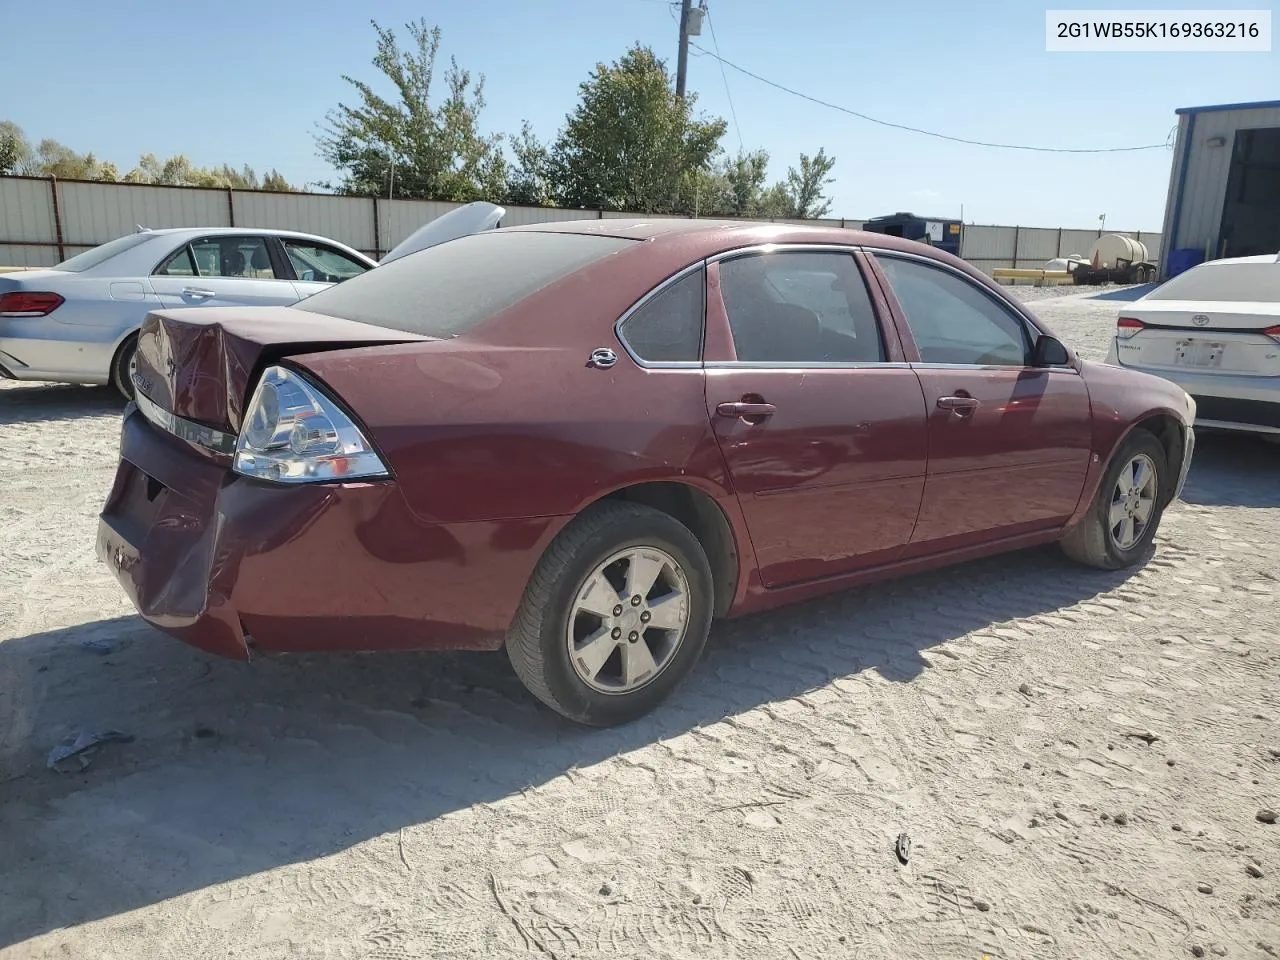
<box><xmin>992</xmin><ymin>268</ymin><xmax>1075</xmax><ymax>286</ymax></box>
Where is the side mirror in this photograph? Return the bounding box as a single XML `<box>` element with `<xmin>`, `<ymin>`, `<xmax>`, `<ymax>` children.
<box><xmin>1031</xmin><ymin>334</ymin><xmax>1071</xmax><ymax>367</ymax></box>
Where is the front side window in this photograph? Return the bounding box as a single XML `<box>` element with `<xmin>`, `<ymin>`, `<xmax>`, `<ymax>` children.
<box><xmin>283</xmin><ymin>240</ymin><xmax>369</xmax><ymax>283</ymax></box>
<box><xmin>719</xmin><ymin>252</ymin><xmax>885</xmax><ymax>364</ymax></box>
<box><xmin>876</xmin><ymin>255</ymin><xmax>1031</xmax><ymax>366</ymax></box>
<box><xmin>618</xmin><ymin>266</ymin><xmax>705</xmax><ymax>362</ymax></box>
<box><xmin>186</xmin><ymin>236</ymin><xmax>279</xmax><ymax>280</ymax></box>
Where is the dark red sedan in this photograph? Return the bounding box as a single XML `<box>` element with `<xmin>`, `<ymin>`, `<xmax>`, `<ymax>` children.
<box><xmin>99</xmin><ymin>219</ymin><xmax>1196</xmax><ymax>726</ymax></box>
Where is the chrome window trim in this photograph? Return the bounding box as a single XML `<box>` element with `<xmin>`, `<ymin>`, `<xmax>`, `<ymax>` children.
<box><xmin>705</xmin><ymin>361</ymin><xmax>912</xmax><ymax>370</ymax></box>
<box><xmin>908</xmin><ymin>361</ymin><xmax>1080</xmax><ymax>375</ymax></box>
<box><xmin>706</xmin><ymin>242</ymin><xmax>864</xmax><ymax>263</ymax></box>
<box><xmin>132</xmin><ymin>378</ymin><xmax>238</xmax><ymax>455</ymax></box>
<box><xmin>612</xmin><ymin>259</ymin><xmax>708</xmax><ymax>369</ymax></box>
<box><xmin>706</xmin><ymin>244</ymin><xmax>896</xmax><ymax>370</ymax></box>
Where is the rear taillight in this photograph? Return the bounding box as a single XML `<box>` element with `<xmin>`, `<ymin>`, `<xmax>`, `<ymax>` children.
<box><xmin>0</xmin><ymin>291</ymin><xmax>65</xmax><ymax>317</ymax></box>
<box><xmin>1116</xmin><ymin>317</ymin><xmax>1145</xmax><ymax>340</ymax></box>
<box><xmin>233</xmin><ymin>365</ymin><xmax>388</xmax><ymax>484</ymax></box>
<box><xmin>1264</xmin><ymin>325</ymin><xmax>1280</xmax><ymax>344</ymax></box>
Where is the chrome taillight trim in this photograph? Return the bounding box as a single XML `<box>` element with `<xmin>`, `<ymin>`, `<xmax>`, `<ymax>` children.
<box><xmin>132</xmin><ymin>375</ymin><xmax>237</xmax><ymax>456</ymax></box>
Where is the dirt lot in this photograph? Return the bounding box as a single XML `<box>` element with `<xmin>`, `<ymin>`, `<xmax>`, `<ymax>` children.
<box><xmin>1</xmin><ymin>285</ymin><xmax>1277</xmax><ymax>960</ymax></box>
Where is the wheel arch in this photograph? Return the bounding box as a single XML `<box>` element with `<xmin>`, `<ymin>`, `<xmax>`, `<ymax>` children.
<box><xmin>1128</xmin><ymin>411</ymin><xmax>1187</xmax><ymax>507</ymax></box>
<box><xmin>586</xmin><ymin>480</ymin><xmax>743</xmax><ymax>619</ymax></box>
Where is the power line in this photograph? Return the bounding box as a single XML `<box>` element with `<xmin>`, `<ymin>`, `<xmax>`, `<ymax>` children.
<box><xmin>689</xmin><ymin>42</ymin><xmax>1171</xmax><ymax>154</ymax></box>
<box><xmin>704</xmin><ymin>10</ymin><xmax>744</xmax><ymax>154</ymax></box>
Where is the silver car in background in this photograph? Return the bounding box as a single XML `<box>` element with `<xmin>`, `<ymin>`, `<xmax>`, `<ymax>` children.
<box><xmin>0</xmin><ymin>201</ymin><xmax>505</xmax><ymax>398</ymax></box>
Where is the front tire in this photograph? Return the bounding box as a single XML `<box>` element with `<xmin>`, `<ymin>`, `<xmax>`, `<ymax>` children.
<box><xmin>110</xmin><ymin>334</ymin><xmax>138</xmax><ymax>400</ymax></box>
<box><xmin>505</xmin><ymin>501</ymin><xmax>714</xmax><ymax>727</ymax></box>
<box><xmin>1061</xmin><ymin>430</ymin><xmax>1167</xmax><ymax>570</ymax></box>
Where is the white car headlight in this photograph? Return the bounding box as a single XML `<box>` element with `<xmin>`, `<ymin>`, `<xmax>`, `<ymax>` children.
<box><xmin>233</xmin><ymin>365</ymin><xmax>389</xmax><ymax>484</ymax></box>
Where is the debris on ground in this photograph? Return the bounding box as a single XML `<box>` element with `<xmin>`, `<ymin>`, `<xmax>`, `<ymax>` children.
<box><xmin>1196</xmin><ymin>883</ymin><xmax>1214</xmax><ymax>895</ymax></box>
<box><xmin>1257</xmin><ymin>809</ymin><xmax>1277</xmax><ymax>825</ymax></box>
<box><xmin>1246</xmin><ymin>864</ymin><xmax>1263</xmax><ymax>879</ymax></box>
<box><xmin>1123</xmin><ymin>731</ymin><xmax>1160</xmax><ymax>745</ymax></box>
<box><xmin>79</xmin><ymin>636</ymin><xmax>117</xmax><ymax>655</ymax></box>
<box><xmin>895</xmin><ymin>833</ymin><xmax>912</xmax><ymax>865</ymax></box>
<box><xmin>46</xmin><ymin>730</ymin><xmax>134</xmax><ymax>772</ymax></box>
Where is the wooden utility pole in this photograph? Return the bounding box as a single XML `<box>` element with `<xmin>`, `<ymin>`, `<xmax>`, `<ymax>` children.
<box><xmin>676</xmin><ymin>0</ymin><xmax>692</xmax><ymax>99</ymax></box>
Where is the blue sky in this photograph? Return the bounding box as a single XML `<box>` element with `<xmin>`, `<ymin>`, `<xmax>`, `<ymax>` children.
<box><xmin>3</xmin><ymin>0</ymin><xmax>1274</xmax><ymax>229</ymax></box>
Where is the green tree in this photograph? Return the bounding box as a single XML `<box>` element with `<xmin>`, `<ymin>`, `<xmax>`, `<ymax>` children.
<box><xmin>782</xmin><ymin>148</ymin><xmax>837</xmax><ymax>219</ymax></box>
<box><xmin>33</xmin><ymin>138</ymin><xmax>103</xmax><ymax>180</ymax></box>
<box><xmin>0</xmin><ymin>121</ymin><xmax>30</xmax><ymax>176</ymax></box>
<box><xmin>317</xmin><ymin>18</ymin><xmax>505</xmax><ymax>201</ymax></box>
<box><xmin>262</xmin><ymin>169</ymin><xmax>292</xmax><ymax>192</ymax></box>
<box><xmin>504</xmin><ymin>121</ymin><xmax>553</xmax><ymax>206</ymax></box>
<box><xmin>721</xmin><ymin>149</ymin><xmax>771</xmax><ymax>216</ymax></box>
<box><xmin>549</xmin><ymin>45</ymin><xmax>727</xmax><ymax>213</ymax></box>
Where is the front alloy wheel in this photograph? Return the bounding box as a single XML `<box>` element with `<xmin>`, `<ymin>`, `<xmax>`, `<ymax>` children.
<box><xmin>1061</xmin><ymin>429</ymin><xmax>1168</xmax><ymax>570</ymax></box>
<box><xmin>1107</xmin><ymin>453</ymin><xmax>1158</xmax><ymax>550</ymax></box>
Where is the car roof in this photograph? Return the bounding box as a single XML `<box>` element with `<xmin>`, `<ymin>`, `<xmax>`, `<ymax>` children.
<box><xmin>1190</xmin><ymin>253</ymin><xmax>1279</xmax><ymax>267</ymax></box>
<box><xmin>502</xmin><ymin>216</ymin><xmax>937</xmax><ymax>257</ymax></box>
<box><xmin>137</xmin><ymin>226</ymin><xmax>353</xmax><ymax>242</ymax></box>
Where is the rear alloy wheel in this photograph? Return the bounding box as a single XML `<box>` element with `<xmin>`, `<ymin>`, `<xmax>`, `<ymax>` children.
<box><xmin>1061</xmin><ymin>430</ymin><xmax>1167</xmax><ymax>570</ymax></box>
<box><xmin>505</xmin><ymin>501</ymin><xmax>714</xmax><ymax>726</ymax></box>
<box><xmin>110</xmin><ymin>334</ymin><xmax>138</xmax><ymax>400</ymax></box>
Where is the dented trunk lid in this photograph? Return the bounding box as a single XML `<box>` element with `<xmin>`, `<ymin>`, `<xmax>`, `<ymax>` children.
<box><xmin>132</xmin><ymin>306</ymin><xmax>433</xmax><ymax>434</ymax></box>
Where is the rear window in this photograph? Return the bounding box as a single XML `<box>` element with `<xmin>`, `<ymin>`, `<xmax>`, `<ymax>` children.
<box><xmin>55</xmin><ymin>233</ymin><xmax>156</xmax><ymax>272</ymax></box>
<box><xmin>1147</xmin><ymin>260</ymin><xmax>1280</xmax><ymax>302</ymax></box>
<box><xmin>292</xmin><ymin>231</ymin><xmax>638</xmax><ymax>337</ymax></box>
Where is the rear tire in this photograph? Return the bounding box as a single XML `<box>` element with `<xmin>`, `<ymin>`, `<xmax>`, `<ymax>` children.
<box><xmin>505</xmin><ymin>501</ymin><xmax>714</xmax><ymax>727</ymax></box>
<box><xmin>1061</xmin><ymin>430</ymin><xmax>1167</xmax><ymax>570</ymax></box>
<box><xmin>110</xmin><ymin>334</ymin><xmax>138</xmax><ymax>400</ymax></box>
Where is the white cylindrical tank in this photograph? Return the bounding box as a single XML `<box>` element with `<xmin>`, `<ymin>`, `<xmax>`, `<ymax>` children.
<box><xmin>1089</xmin><ymin>234</ymin><xmax>1149</xmax><ymax>267</ymax></box>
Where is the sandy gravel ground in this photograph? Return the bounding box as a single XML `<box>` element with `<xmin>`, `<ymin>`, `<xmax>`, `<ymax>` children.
<box><xmin>1</xmin><ymin>284</ymin><xmax>1277</xmax><ymax>960</ymax></box>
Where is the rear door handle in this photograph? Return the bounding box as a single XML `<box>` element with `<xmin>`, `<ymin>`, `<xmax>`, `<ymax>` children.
<box><xmin>182</xmin><ymin>287</ymin><xmax>216</xmax><ymax>299</ymax></box>
<box><xmin>716</xmin><ymin>401</ymin><xmax>777</xmax><ymax>420</ymax></box>
<box><xmin>937</xmin><ymin>395</ymin><xmax>980</xmax><ymax>411</ymax></box>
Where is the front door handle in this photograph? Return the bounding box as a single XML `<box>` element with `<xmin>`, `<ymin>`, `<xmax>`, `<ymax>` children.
<box><xmin>716</xmin><ymin>401</ymin><xmax>777</xmax><ymax>420</ymax></box>
<box><xmin>182</xmin><ymin>287</ymin><xmax>217</xmax><ymax>299</ymax></box>
<box><xmin>937</xmin><ymin>395</ymin><xmax>980</xmax><ymax>412</ymax></box>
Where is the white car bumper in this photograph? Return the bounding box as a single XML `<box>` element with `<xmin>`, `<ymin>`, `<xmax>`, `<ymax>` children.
<box><xmin>0</xmin><ymin>320</ymin><xmax>118</xmax><ymax>385</ymax></box>
<box><xmin>1104</xmin><ymin>338</ymin><xmax>1280</xmax><ymax>436</ymax></box>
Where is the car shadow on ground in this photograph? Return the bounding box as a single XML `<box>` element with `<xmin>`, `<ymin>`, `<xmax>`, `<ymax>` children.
<box><xmin>1179</xmin><ymin>431</ymin><xmax>1280</xmax><ymax>509</ymax></box>
<box><xmin>0</xmin><ymin>383</ymin><xmax>123</xmax><ymax>425</ymax></box>
<box><xmin>0</xmin><ymin>543</ymin><xmax>1146</xmax><ymax>948</ymax></box>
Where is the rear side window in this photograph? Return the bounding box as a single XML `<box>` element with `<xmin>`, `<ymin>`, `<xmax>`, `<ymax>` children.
<box><xmin>618</xmin><ymin>267</ymin><xmax>705</xmax><ymax>362</ymax></box>
<box><xmin>55</xmin><ymin>233</ymin><xmax>155</xmax><ymax>272</ymax></box>
<box><xmin>720</xmin><ymin>251</ymin><xmax>885</xmax><ymax>364</ymax></box>
<box><xmin>294</xmin><ymin>231</ymin><xmax>637</xmax><ymax>337</ymax></box>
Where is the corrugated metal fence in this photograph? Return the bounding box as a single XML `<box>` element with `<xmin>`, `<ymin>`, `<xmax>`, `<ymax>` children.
<box><xmin>0</xmin><ymin>175</ymin><xmax>1161</xmax><ymax>273</ymax></box>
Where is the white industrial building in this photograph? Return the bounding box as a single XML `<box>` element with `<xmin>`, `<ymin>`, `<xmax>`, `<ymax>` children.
<box><xmin>1158</xmin><ymin>99</ymin><xmax>1280</xmax><ymax>279</ymax></box>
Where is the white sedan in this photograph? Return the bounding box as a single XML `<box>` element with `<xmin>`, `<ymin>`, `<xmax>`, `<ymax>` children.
<box><xmin>0</xmin><ymin>202</ymin><xmax>504</xmax><ymax>398</ymax></box>
<box><xmin>1106</xmin><ymin>253</ymin><xmax>1280</xmax><ymax>440</ymax></box>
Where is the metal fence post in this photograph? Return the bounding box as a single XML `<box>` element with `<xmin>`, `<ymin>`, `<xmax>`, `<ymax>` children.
<box><xmin>1056</xmin><ymin>227</ymin><xmax>1063</xmax><ymax>258</ymax></box>
<box><xmin>1012</xmin><ymin>225</ymin><xmax>1020</xmax><ymax>269</ymax></box>
<box><xmin>49</xmin><ymin>176</ymin><xmax>65</xmax><ymax>262</ymax></box>
<box><xmin>371</xmin><ymin>196</ymin><xmax>381</xmax><ymax>259</ymax></box>
<box><xmin>227</xmin><ymin>188</ymin><xmax>235</xmax><ymax>227</ymax></box>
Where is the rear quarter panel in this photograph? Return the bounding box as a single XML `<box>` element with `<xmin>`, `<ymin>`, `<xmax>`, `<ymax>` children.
<box><xmin>291</xmin><ymin>237</ymin><xmax>742</xmax><ymax>527</ymax></box>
